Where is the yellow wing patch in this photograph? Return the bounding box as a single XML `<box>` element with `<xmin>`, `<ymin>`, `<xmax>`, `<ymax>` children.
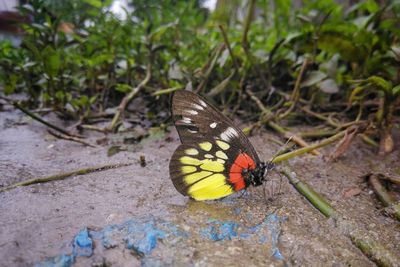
<box><xmin>216</xmin><ymin>140</ymin><xmax>230</xmax><ymax>150</ymax></box>
<box><xmin>216</xmin><ymin>159</ymin><xmax>225</xmax><ymax>164</ymax></box>
<box><xmin>175</xmin><ymin>139</ymin><xmax>234</xmax><ymax>200</ymax></box>
<box><xmin>184</xmin><ymin>171</ymin><xmax>212</xmax><ymax>184</ymax></box>
<box><xmin>180</xmin><ymin>156</ymin><xmax>202</xmax><ymax>166</ymax></box>
<box><xmin>185</xmin><ymin>148</ymin><xmax>199</xmax><ymax>156</ymax></box>
<box><xmin>199</xmin><ymin>141</ymin><xmax>212</xmax><ymax>151</ymax></box>
<box><xmin>216</xmin><ymin>150</ymin><xmax>228</xmax><ymax>160</ymax></box>
<box><xmin>181</xmin><ymin>166</ymin><xmax>197</xmax><ymax>174</ymax></box>
<box><xmin>188</xmin><ymin>174</ymin><xmax>234</xmax><ymax>200</ymax></box>
<box><xmin>199</xmin><ymin>160</ymin><xmax>224</xmax><ymax>172</ymax></box>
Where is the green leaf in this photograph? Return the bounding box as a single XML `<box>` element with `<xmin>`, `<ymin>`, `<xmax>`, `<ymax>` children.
<box><xmin>42</xmin><ymin>46</ymin><xmax>61</xmax><ymax>77</ymax></box>
<box><xmin>168</xmin><ymin>63</ymin><xmax>183</xmax><ymax>80</ymax></box>
<box><xmin>207</xmin><ymin>71</ymin><xmax>235</xmax><ymax>97</ymax></box>
<box><xmin>4</xmin><ymin>74</ymin><xmax>17</xmax><ymax>95</ymax></box>
<box><xmin>149</xmin><ymin>22</ymin><xmax>176</xmax><ymax>43</ymax></box>
<box><xmin>115</xmin><ymin>84</ymin><xmax>132</xmax><ymax>93</ymax></box>
<box><xmin>55</xmin><ymin>90</ymin><xmax>65</xmax><ymax>101</ymax></box>
<box><xmin>318</xmin><ymin>79</ymin><xmax>339</xmax><ymax>94</ymax></box>
<box><xmin>84</xmin><ymin>0</ymin><xmax>102</xmax><ymax>8</ymax></box>
<box><xmin>366</xmin><ymin>76</ymin><xmax>392</xmax><ymax>94</ymax></box>
<box><xmin>349</xmin><ymin>86</ymin><xmax>366</xmax><ymax>103</ymax></box>
<box><xmin>392</xmin><ymin>84</ymin><xmax>400</xmax><ymax>96</ymax></box>
<box><xmin>301</xmin><ymin>71</ymin><xmax>327</xmax><ymax>88</ymax></box>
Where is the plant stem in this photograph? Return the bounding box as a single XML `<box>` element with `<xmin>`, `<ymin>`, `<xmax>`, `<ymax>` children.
<box><xmin>152</xmin><ymin>86</ymin><xmax>183</xmax><ymax>96</ymax></box>
<box><xmin>48</xmin><ymin>129</ymin><xmax>96</xmax><ymax>147</ymax></box>
<box><xmin>369</xmin><ymin>174</ymin><xmax>394</xmax><ymax>207</ymax></box>
<box><xmin>268</xmin><ymin>121</ymin><xmax>320</xmax><ymax>156</ymax></box>
<box><xmin>219</xmin><ymin>24</ymin><xmax>240</xmax><ymax>74</ymax></box>
<box><xmin>247</xmin><ymin>90</ymin><xmax>319</xmax><ymax>156</ymax></box>
<box><xmin>241</xmin><ymin>0</ymin><xmax>256</xmax><ymax>51</ymax></box>
<box><xmin>195</xmin><ymin>44</ymin><xmax>225</xmax><ymax>93</ymax></box>
<box><xmin>0</xmin><ymin>96</ymin><xmax>82</xmax><ymax>138</ymax></box>
<box><xmin>279</xmin><ymin>58</ymin><xmax>308</xmax><ymax>120</ymax></box>
<box><xmin>280</xmin><ymin>166</ymin><xmax>400</xmax><ymax>266</ymax></box>
<box><xmin>369</xmin><ymin>174</ymin><xmax>400</xmax><ymax>221</ymax></box>
<box><xmin>0</xmin><ymin>163</ymin><xmax>132</xmax><ymax>193</ymax></box>
<box><xmin>281</xmin><ymin>166</ymin><xmax>334</xmax><ymax>217</ymax></box>
<box><xmin>272</xmin><ymin>130</ymin><xmax>346</xmax><ymax>163</ymax></box>
<box><xmin>107</xmin><ymin>62</ymin><xmax>152</xmax><ymax>131</ymax></box>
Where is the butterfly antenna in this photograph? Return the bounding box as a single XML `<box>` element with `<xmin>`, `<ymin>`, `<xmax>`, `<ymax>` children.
<box><xmin>276</xmin><ymin>167</ymin><xmax>284</xmax><ymax>196</ymax></box>
<box><xmin>238</xmin><ymin>188</ymin><xmax>248</xmax><ymax>199</ymax></box>
<box><xmin>269</xmin><ymin>135</ymin><xmax>294</xmax><ymax>164</ymax></box>
<box><xmin>262</xmin><ymin>182</ymin><xmax>268</xmax><ymax>204</ymax></box>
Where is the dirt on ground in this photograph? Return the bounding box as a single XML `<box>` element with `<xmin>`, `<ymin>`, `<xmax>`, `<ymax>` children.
<box><xmin>0</xmin><ymin>107</ymin><xmax>399</xmax><ymax>267</ymax></box>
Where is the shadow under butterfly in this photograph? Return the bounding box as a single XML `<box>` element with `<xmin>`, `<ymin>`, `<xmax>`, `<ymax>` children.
<box><xmin>169</xmin><ymin>90</ymin><xmax>275</xmax><ymax>201</ymax></box>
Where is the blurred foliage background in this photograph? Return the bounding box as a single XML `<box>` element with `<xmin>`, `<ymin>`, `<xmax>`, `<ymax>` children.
<box><xmin>0</xmin><ymin>0</ymin><xmax>399</xmax><ymax>154</ymax></box>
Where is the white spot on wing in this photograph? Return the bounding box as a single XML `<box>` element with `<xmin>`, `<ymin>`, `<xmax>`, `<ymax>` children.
<box><xmin>188</xmin><ymin>129</ymin><xmax>198</xmax><ymax>133</ymax></box>
<box><xmin>187</xmin><ymin>110</ymin><xmax>198</xmax><ymax>115</ymax></box>
<box><xmin>220</xmin><ymin>127</ymin><xmax>238</xmax><ymax>141</ymax></box>
<box><xmin>199</xmin><ymin>99</ymin><xmax>207</xmax><ymax>107</ymax></box>
<box><xmin>192</xmin><ymin>103</ymin><xmax>204</xmax><ymax>110</ymax></box>
<box><xmin>182</xmin><ymin>117</ymin><xmax>191</xmax><ymax>124</ymax></box>
<box><xmin>210</xmin><ymin>122</ymin><xmax>217</xmax><ymax>128</ymax></box>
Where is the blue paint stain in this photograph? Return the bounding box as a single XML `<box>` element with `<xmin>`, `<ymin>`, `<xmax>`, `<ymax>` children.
<box><xmin>272</xmin><ymin>249</ymin><xmax>284</xmax><ymax>260</ymax></box>
<box><xmin>201</xmin><ymin>221</ymin><xmax>239</xmax><ymax>241</ymax></box>
<box><xmin>35</xmin><ymin>228</ymin><xmax>93</xmax><ymax>267</ymax></box>
<box><xmin>200</xmin><ymin>214</ymin><xmax>286</xmax><ymax>260</ymax></box>
<box><xmin>264</xmin><ymin>214</ymin><xmax>287</xmax><ymax>260</ymax></box>
<box><xmin>35</xmin><ymin>255</ymin><xmax>73</xmax><ymax>267</ymax></box>
<box><xmin>258</xmin><ymin>235</ymin><xmax>267</xmax><ymax>244</ymax></box>
<box><xmin>126</xmin><ymin>219</ymin><xmax>166</xmax><ymax>255</ymax></box>
<box><xmin>36</xmin><ymin>213</ymin><xmax>286</xmax><ymax>265</ymax></box>
<box><xmin>72</xmin><ymin>228</ymin><xmax>93</xmax><ymax>257</ymax></box>
<box><xmin>99</xmin><ymin>224</ymin><xmax>122</xmax><ymax>249</ymax></box>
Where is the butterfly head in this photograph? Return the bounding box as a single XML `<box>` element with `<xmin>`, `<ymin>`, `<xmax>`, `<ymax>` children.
<box><xmin>243</xmin><ymin>161</ymin><xmax>275</xmax><ymax>187</ymax></box>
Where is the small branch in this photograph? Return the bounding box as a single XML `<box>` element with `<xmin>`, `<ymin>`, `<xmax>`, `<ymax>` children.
<box><xmin>268</xmin><ymin>121</ymin><xmax>320</xmax><ymax>156</ymax></box>
<box><xmin>247</xmin><ymin>90</ymin><xmax>319</xmax><ymax>156</ymax></box>
<box><xmin>360</xmin><ymin>134</ymin><xmax>379</xmax><ymax>148</ymax></box>
<box><xmin>48</xmin><ymin>129</ymin><xmax>96</xmax><ymax>147</ymax></box>
<box><xmin>152</xmin><ymin>86</ymin><xmax>183</xmax><ymax>96</ymax></box>
<box><xmin>298</xmin><ymin>129</ymin><xmax>337</xmax><ymax>139</ymax></box>
<box><xmin>368</xmin><ymin>174</ymin><xmax>400</xmax><ymax>221</ymax></box>
<box><xmin>107</xmin><ymin>62</ymin><xmax>152</xmax><ymax>131</ymax></box>
<box><xmin>241</xmin><ymin>0</ymin><xmax>256</xmax><ymax>51</ymax></box>
<box><xmin>377</xmin><ymin>173</ymin><xmax>400</xmax><ymax>185</ymax></box>
<box><xmin>280</xmin><ymin>166</ymin><xmax>400</xmax><ymax>266</ymax></box>
<box><xmin>0</xmin><ymin>163</ymin><xmax>132</xmax><ymax>193</ymax></box>
<box><xmin>384</xmin><ymin>202</ymin><xmax>400</xmax><ymax>222</ymax></box>
<box><xmin>279</xmin><ymin>58</ymin><xmax>308</xmax><ymax>120</ymax></box>
<box><xmin>195</xmin><ymin>44</ymin><xmax>225</xmax><ymax>93</ymax></box>
<box><xmin>272</xmin><ymin>130</ymin><xmax>347</xmax><ymax>163</ymax></box>
<box><xmin>246</xmin><ymin>89</ymin><xmax>273</xmax><ymax>119</ymax></box>
<box><xmin>300</xmin><ymin>106</ymin><xmax>340</xmax><ymax>128</ymax></box>
<box><xmin>219</xmin><ymin>24</ymin><xmax>240</xmax><ymax>74</ymax></box>
<box><xmin>369</xmin><ymin>174</ymin><xmax>394</xmax><ymax>207</ymax></box>
<box><xmin>79</xmin><ymin>124</ymin><xmax>107</xmax><ymax>133</ymax></box>
<box><xmin>280</xmin><ymin>166</ymin><xmax>334</xmax><ymax>217</ymax></box>
<box><xmin>0</xmin><ymin>96</ymin><xmax>82</xmax><ymax>138</ymax></box>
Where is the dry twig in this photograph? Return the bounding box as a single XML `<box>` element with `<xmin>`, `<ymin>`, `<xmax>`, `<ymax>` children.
<box><xmin>0</xmin><ymin>163</ymin><xmax>132</xmax><ymax>193</ymax></box>
<box><xmin>48</xmin><ymin>129</ymin><xmax>96</xmax><ymax>147</ymax></box>
<box><xmin>107</xmin><ymin>62</ymin><xmax>152</xmax><ymax>131</ymax></box>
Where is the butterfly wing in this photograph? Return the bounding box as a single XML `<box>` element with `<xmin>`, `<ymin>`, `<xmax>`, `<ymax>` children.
<box><xmin>169</xmin><ymin>90</ymin><xmax>260</xmax><ymax>201</ymax></box>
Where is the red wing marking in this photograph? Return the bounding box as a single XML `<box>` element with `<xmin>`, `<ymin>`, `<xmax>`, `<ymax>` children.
<box><xmin>228</xmin><ymin>153</ymin><xmax>256</xmax><ymax>191</ymax></box>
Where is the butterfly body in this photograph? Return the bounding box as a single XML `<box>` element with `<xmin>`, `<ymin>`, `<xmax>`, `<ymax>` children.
<box><xmin>169</xmin><ymin>90</ymin><xmax>271</xmax><ymax>201</ymax></box>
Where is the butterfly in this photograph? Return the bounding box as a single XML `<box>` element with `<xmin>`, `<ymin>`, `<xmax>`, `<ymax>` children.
<box><xmin>169</xmin><ymin>90</ymin><xmax>274</xmax><ymax>201</ymax></box>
